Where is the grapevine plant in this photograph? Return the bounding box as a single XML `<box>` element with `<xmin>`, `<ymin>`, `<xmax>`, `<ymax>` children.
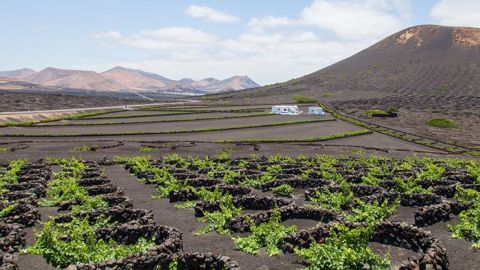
<box><xmin>233</xmin><ymin>208</ymin><xmax>297</xmax><ymax>256</ymax></box>
<box><xmin>448</xmin><ymin>187</ymin><xmax>480</xmax><ymax>249</ymax></box>
<box><xmin>25</xmin><ymin>216</ymin><xmax>155</xmax><ymax>268</ymax></box>
<box><xmin>295</xmin><ymin>224</ymin><xmax>390</xmax><ymax>270</ymax></box>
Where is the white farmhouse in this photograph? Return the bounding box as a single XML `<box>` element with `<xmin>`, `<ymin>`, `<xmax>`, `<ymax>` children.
<box><xmin>271</xmin><ymin>105</ymin><xmax>302</xmax><ymax>115</ymax></box>
<box><xmin>308</xmin><ymin>106</ymin><xmax>325</xmax><ymax>115</ymax></box>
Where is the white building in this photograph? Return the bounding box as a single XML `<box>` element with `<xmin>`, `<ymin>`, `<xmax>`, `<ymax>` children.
<box><xmin>271</xmin><ymin>105</ymin><xmax>302</xmax><ymax>115</ymax></box>
<box><xmin>308</xmin><ymin>106</ymin><xmax>325</xmax><ymax>115</ymax></box>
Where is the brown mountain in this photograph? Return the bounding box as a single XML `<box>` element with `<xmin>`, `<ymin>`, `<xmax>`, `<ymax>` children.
<box><xmin>0</xmin><ymin>66</ymin><xmax>259</xmax><ymax>93</ymax></box>
<box><xmin>200</xmin><ymin>75</ymin><xmax>259</xmax><ymax>93</ymax></box>
<box><xmin>0</xmin><ymin>68</ymin><xmax>37</xmax><ymax>80</ymax></box>
<box><xmin>214</xmin><ymin>25</ymin><xmax>480</xmax><ymax>147</ymax></box>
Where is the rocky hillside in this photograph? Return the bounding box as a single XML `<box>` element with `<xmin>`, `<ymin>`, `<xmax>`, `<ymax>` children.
<box><xmin>213</xmin><ymin>25</ymin><xmax>480</xmax><ymax>147</ymax></box>
<box><xmin>0</xmin><ymin>66</ymin><xmax>259</xmax><ymax>94</ymax></box>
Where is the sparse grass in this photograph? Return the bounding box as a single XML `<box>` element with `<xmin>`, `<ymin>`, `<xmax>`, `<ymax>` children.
<box><xmin>426</xmin><ymin>118</ymin><xmax>459</xmax><ymax>128</ymax></box>
<box><xmin>139</xmin><ymin>146</ymin><xmax>157</xmax><ymax>153</ymax></box>
<box><xmin>365</xmin><ymin>109</ymin><xmax>388</xmax><ymax>118</ymax></box>
<box><xmin>0</xmin><ymin>120</ymin><xmax>35</xmax><ymax>127</ymax></box>
<box><xmin>323</xmin><ymin>92</ymin><xmax>333</xmax><ymax>97</ymax></box>
<box><xmin>0</xmin><ymin>147</ymin><xmax>10</xmax><ymax>153</ymax></box>
<box><xmin>38</xmin><ymin>112</ymin><xmax>272</xmax><ymax>127</ymax></box>
<box><xmin>4</xmin><ymin>118</ymin><xmax>336</xmax><ymax>138</ymax></box>
<box><xmin>218</xmin><ymin>129</ymin><xmax>372</xmax><ymax>143</ymax></box>
<box><xmin>293</xmin><ymin>95</ymin><xmax>317</xmax><ymax>104</ymax></box>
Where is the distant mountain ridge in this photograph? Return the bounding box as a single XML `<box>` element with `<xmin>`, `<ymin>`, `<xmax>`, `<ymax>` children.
<box><xmin>0</xmin><ymin>66</ymin><xmax>259</xmax><ymax>94</ymax></box>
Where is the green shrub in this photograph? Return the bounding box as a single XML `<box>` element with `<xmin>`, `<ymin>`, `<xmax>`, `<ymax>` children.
<box><xmin>233</xmin><ymin>208</ymin><xmax>297</xmax><ymax>256</ymax></box>
<box><xmin>25</xmin><ymin>216</ymin><xmax>155</xmax><ymax>268</ymax></box>
<box><xmin>365</xmin><ymin>109</ymin><xmax>388</xmax><ymax>118</ymax></box>
<box><xmin>1</xmin><ymin>121</ymin><xmax>34</xmax><ymax>127</ymax></box>
<box><xmin>139</xmin><ymin>146</ymin><xmax>157</xmax><ymax>153</ymax></box>
<box><xmin>426</xmin><ymin>118</ymin><xmax>458</xmax><ymax>128</ymax></box>
<box><xmin>272</xmin><ymin>184</ymin><xmax>294</xmax><ymax>196</ymax></box>
<box><xmin>293</xmin><ymin>95</ymin><xmax>317</xmax><ymax>104</ymax></box>
<box><xmin>195</xmin><ymin>195</ymin><xmax>242</xmax><ymax>235</ymax></box>
<box><xmin>0</xmin><ymin>203</ymin><xmax>17</xmax><ymax>217</ymax></box>
<box><xmin>295</xmin><ymin>224</ymin><xmax>390</xmax><ymax>270</ymax></box>
<box><xmin>347</xmin><ymin>200</ymin><xmax>399</xmax><ymax>225</ymax></box>
<box><xmin>393</xmin><ymin>177</ymin><xmax>432</xmax><ymax>194</ymax></box>
<box><xmin>449</xmin><ymin>201</ymin><xmax>480</xmax><ymax>249</ymax></box>
<box><xmin>308</xmin><ymin>181</ymin><xmax>353</xmax><ymax>211</ymax></box>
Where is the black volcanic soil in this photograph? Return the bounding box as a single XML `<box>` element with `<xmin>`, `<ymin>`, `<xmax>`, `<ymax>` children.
<box><xmin>0</xmin><ymin>115</ymin><xmax>325</xmax><ymax>136</ymax></box>
<box><xmin>211</xmin><ymin>25</ymin><xmax>480</xmax><ymax>148</ymax></box>
<box><xmin>104</xmin><ymin>166</ymin><xmax>303</xmax><ymax>270</ymax></box>
<box><xmin>0</xmin><ymin>90</ymin><xmax>149</xmax><ymax>112</ymax></box>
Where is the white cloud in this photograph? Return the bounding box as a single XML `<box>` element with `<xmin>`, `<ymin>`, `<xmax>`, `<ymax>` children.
<box><xmin>248</xmin><ymin>16</ymin><xmax>298</xmax><ymax>31</ymax></box>
<box><xmin>92</xmin><ymin>25</ymin><xmax>365</xmax><ymax>84</ymax></box>
<box><xmin>186</xmin><ymin>5</ymin><xmax>240</xmax><ymax>23</ymax></box>
<box><xmin>248</xmin><ymin>0</ymin><xmax>410</xmax><ymax>42</ymax></box>
<box><xmin>122</xmin><ymin>27</ymin><xmax>217</xmax><ymax>50</ymax></box>
<box><xmin>300</xmin><ymin>0</ymin><xmax>409</xmax><ymax>41</ymax></box>
<box><xmin>92</xmin><ymin>1</ymin><xmax>413</xmax><ymax>84</ymax></box>
<box><xmin>92</xmin><ymin>30</ymin><xmax>122</xmax><ymax>40</ymax></box>
<box><xmin>431</xmin><ymin>0</ymin><xmax>480</xmax><ymax>27</ymax></box>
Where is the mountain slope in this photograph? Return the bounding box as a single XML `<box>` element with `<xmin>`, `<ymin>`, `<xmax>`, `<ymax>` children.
<box><xmin>100</xmin><ymin>66</ymin><xmax>172</xmax><ymax>91</ymax></box>
<box><xmin>0</xmin><ymin>68</ymin><xmax>37</xmax><ymax>80</ymax></box>
<box><xmin>214</xmin><ymin>25</ymin><xmax>480</xmax><ymax>147</ymax></box>
<box><xmin>199</xmin><ymin>75</ymin><xmax>259</xmax><ymax>93</ymax></box>
<box><xmin>0</xmin><ymin>66</ymin><xmax>259</xmax><ymax>93</ymax></box>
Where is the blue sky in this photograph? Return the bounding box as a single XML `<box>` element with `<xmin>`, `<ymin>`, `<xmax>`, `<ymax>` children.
<box><xmin>1</xmin><ymin>0</ymin><xmax>479</xmax><ymax>84</ymax></box>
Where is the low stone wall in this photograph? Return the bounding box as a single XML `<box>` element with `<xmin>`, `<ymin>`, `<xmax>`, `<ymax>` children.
<box><xmin>372</xmin><ymin>222</ymin><xmax>448</xmax><ymax>270</ymax></box>
<box><xmin>194</xmin><ymin>195</ymin><xmax>293</xmax><ymax>217</ymax></box>
<box><xmin>261</xmin><ymin>179</ymin><xmax>331</xmax><ymax>192</ymax></box>
<box><xmin>169</xmin><ymin>185</ymin><xmax>251</xmax><ymax>203</ymax></box>
<box><xmin>0</xmin><ymin>224</ymin><xmax>25</xmax><ymax>253</ymax></box>
<box><xmin>400</xmin><ymin>194</ymin><xmax>443</xmax><ymax>207</ymax></box>
<box><xmin>229</xmin><ymin>205</ymin><xmax>342</xmax><ymax>233</ymax></box>
<box><xmin>0</xmin><ymin>253</ymin><xmax>18</xmax><ymax>270</ymax></box>
<box><xmin>414</xmin><ymin>201</ymin><xmax>471</xmax><ymax>227</ymax></box>
<box><xmin>176</xmin><ymin>252</ymin><xmax>240</xmax><ymax>270</ymax></box>
<box><xmin>71</xmin><ymin>225</ymin><xmax>182</xmax><ymax>270</ymax></box>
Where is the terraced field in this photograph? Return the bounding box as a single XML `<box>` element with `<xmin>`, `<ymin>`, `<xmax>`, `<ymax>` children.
<box><xmin>0</xmin><ymin>103</ymin><xmax>478</xmax><ymax>269</ymax></box>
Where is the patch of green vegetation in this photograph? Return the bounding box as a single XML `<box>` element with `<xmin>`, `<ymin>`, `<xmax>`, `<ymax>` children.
<box><xmin>233</xmin><ymin>208</ymin><xmax>297</xmax><ymax>256</ymax></box>
<box><xmin>347</xmin><ymin>200</ymin><xmax>399</xmax><ymax>225</ymax></box>
<box><xmin>293</xmin><ymin>95</ymin><xmax>317</xmax><ymax>104</ymax></box>
<box><xmin>426</xmin><ymin>118</ymin><xmax>459</xmax><ymax>128</ymax></box>
<box><xmin>308</xmin><ymin>181</ymin><xmax>353</xmax><ymax>211</ymax></box>
<box><xmin>272</xmin><ymin>184</ymin><xmax>294</xmax><ymax>197</ymax></box>
<box><xmin>195</xmin><ymin>195</ymin><xmax>242</xmax><ymax>235</ymax></box>
<box><xmin>0</xmin><ymin>120</ymin><xmax>35</xmax><ymax>127</ymax></box>
<box><xmin>40</xmin><ymin>158</ymin><xmax>108</xmax><ymax>212</ymax></box>
<box><xmin>0</xmin><ymin>147</ymin><xmax>10</xmax><ymax>153</ymax></box>
<box><xmin>215</xmin><ymin>148</ymin><xmax>235</xmax><ymax>161</ymax></box>
<box><xmin>139</xmin><ymin>146</ymin><xmax>157</xmax><ymax>153</ymax></box>
<box><xmin>295</xmin><ymin>224</ymin><xmax>390</xmax><ymax>270</ymax></box>
<box><xmin>39</xmin><ymin>109</ymin><xmax>124</xmax><ymax>124</ymax></box>
<box><xmin>218</xmin><ymin>129</ymin><xmax>372</xmax><ymax>143</ymax></box>
<box><xmin>0</xmin><ymin>203</ymin><xmax>17</xmax><ymax>217</ymax></box>
<box><xmin>448</xmin><ymin>187</ymin><xmax>480</xmax><ymax>249</ymax></box>
<box><xmin>365</xmin><ymin>109</ymin><xmax>388</xmax><ymax>118</ymax></box>
<box><xmin>0</xmin><ymin>159</ymin><xmax>28</xmax><ymax>189</ymax></box>
<box><xmin>323</xmin><ymin>92</ymin><xmax>333</xmax><ymax>97</ymax></box>
<box><xmin>24</xmin><ymin>216</ymin><xmax>155</xmax><ymax>268</ymax></box>
<box><xmin>41</xmin><ymin>112</ymin><xmax>272</xmax><ymax>127</ymax></box>
<box><xmin>4</xmin><ymin>119</ymin><xmax>335</xmax><ymax>138</ymax></box>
